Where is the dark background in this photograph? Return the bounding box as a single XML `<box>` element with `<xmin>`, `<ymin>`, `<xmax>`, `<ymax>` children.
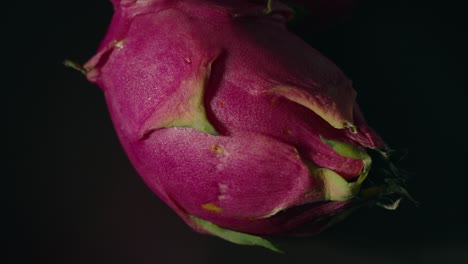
<box><xmin>7</xmin><ymin>0</ymin><xmax>467</xmax><ymax>263</ymax></box>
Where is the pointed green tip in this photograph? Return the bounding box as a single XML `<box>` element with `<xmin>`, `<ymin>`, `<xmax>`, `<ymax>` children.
<box><xmin>189</xmin><ymin>215</ymin><xmax>283</xmax><ymax>253</ymax></box>
<box><xmin>265</xmin><ymin>0</ymin><xmax>274</xmax><ymax>14</ymax></box>
<box><xmin>320</xmin><ymin>136</ymin><xmax>372</xmax><ymax>187</ymax></box>
<box><xmin>307</xmin><ymin>162</ymin><xmax>355</xmax><ymax>201</ymax></box>
<box><xmin>63</xmin><ymin>59</ymin><xmax>87</xmax><ymax>75</ymax></box>
<box><xmin>320</xmin><ymin>136</ymin><xmax>369</xmax><ymax>161</ymax></box>
<box><xmin>193</xmin><ymin>118</ymin><xmax>219</xmax><ymax>136</ymax></box>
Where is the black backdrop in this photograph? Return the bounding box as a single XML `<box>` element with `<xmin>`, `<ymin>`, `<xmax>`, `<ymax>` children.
<box><xmin>8</xmin><ymin>0</ymin><xmax>468</xmax><ymax>263</ymax></box>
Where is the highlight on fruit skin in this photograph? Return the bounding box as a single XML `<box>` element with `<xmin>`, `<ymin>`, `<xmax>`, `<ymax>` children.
<box><xmin>67</xmin><ymin>0</ymin><xmax>412</xmax><ymax>252</ymax></box>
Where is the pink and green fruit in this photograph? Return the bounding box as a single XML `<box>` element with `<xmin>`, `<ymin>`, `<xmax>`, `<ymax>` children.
<box><xmin>76</xmin><ymin>0</ymin><xmax>404</xmax><ymax>251</ymax></box>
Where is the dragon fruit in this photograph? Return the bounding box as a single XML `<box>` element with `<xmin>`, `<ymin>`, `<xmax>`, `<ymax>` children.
<box><xmin>75</xmin><ymin>0</ymin><xmax>407</xmax><ymax>251</ymax></box>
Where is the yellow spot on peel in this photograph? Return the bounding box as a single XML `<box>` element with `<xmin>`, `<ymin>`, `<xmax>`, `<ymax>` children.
<box><xmin>202</xmin><ymin>203</ymin><xmax>222</xmax><ymax>213</ymax></box>
<box><xmin>292</xmin><ymin>147</ymin><xmax>301</xmax><ymax>159</ymax></box>
<box><xmin>211</xmin><ymin>145</ymin><xmax>224</xmax><ymax>154</ymax></box>
<box><xmin>344</xmin><ymin>122</ymin><xmax>358</xmax><ymax>134</ymax></box>
<box><xmin>114</xmin><ymin>39</ymin><xmax>125</xmax><ymax>49</ymax></box>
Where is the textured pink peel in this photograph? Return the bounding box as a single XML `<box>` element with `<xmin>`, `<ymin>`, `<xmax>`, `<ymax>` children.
<box><xmin>84</xmin><ymin>0</ymin><xmax>389</xmax><ymax>246</ymax></box>
<box><xmin>138</xmin><ymin>58</ymin><xmax>218</xmax><ymax>136</ymax></box>
<box><xmin>133</xmin><ymin>129</ymin><xmax>323</xmax><ymax>224</ymax></box>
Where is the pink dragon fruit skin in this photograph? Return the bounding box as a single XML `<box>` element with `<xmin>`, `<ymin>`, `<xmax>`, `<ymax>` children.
<box><xmin>83</xmin><ymin>0</ymin><xmax>386</xmax><ymax>249</ymax></box>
